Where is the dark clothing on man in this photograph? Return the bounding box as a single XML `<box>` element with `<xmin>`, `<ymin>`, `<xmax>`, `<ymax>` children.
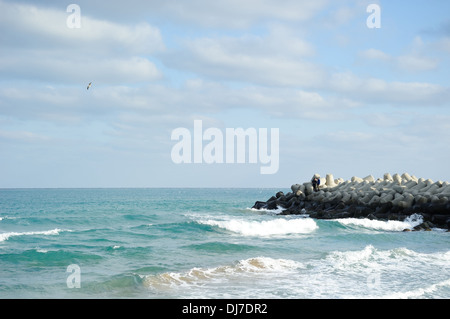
<box><xmin>312</xmin><ymin>177</ymin><xmax>320</xmax><ymax>192</ymax></box>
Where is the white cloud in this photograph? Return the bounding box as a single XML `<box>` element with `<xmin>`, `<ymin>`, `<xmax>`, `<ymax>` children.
<box><xmin>437</xmin><ymin>37</ymin><xmax>450</xmax><ymax>53</ymax></box>
<box><xmin>162</xmin><ymin>28</ymin><xmax>446</xmax><ymax>108</ymax></box>
<box><xmin>0</xmin><ymin>1</ymin><xmax>164</xmax><ymax>54</ymax></box>
<box><xmin>396</xmin><ymin>55</ymin><xmax>438</xmax><ymax>72</ymax></box>
<box><xmin>321</xmin><ymin>5</ymin><xmax>359</xmax><ymax>27</ymax></box>
<box><xmin>162</xmin><ymin>29</ymin><xmax>325</xmax><ymax>87</ymax></box>
<box><xmin>0</xmin><ymin>1</ymin><xmax>164</xmax><ymax>84</ymax></box>
<box><xmin>324</xmin><ymin>130</ymin><xmax>375</xmax><ymax>144</ymax></box>
<box><xmin>0</xmin><ymin>53</ymin><xmax>162</xmax><ymax>84</ymax></box>
<box><xmin>362</xmin><ymin>112</ymin><xmax>409</xmax><ymax>128</ymax></box>
<box><xmin>359</xmin><ymin>48</ymin><xmax>390</xmax><ymax>61</ymax></box>
<box><xmin>157</xmin><ymin>0</ymin><xmax>328</xmax><ymax>28</ymax></box>
<box><xmin>328</xmin><ymin>71</ymin><xmax>448</xmax><ymax>106</ymax></box>
<box><xmin>359</xmin><ymin>37</ymin><xmax>439</xmax><ymax>73</ymax></box>
<box><xmin>0</xmin><ymin>129</ymin><xmax>51</xmax><ymax>143</ymax></box>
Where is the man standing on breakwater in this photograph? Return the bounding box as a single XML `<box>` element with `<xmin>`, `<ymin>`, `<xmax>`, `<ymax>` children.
<box><xmin>312</xmin><ymin>174</ymin><xmax>321</xmax><ymax>192</ymax></box>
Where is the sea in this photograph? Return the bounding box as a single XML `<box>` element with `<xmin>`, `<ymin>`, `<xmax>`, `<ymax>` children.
<box><xmin>0</xmin><ymin>188</ymin><xmax>449</xmax><ymax>299</ymax></box>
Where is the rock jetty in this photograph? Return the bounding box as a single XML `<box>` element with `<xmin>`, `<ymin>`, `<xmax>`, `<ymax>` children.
<box><xmin>252</xmin><ymin>173</ymin><xmax>450</xmax><ymax>230</ymax></box>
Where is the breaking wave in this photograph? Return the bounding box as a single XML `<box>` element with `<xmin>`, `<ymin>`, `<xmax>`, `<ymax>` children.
<box><xmin>143</xmin><ymin>246</ymin><xmax>450</xmax><ymax>298</ymax></box>
<box><xmin>0</xmin><ymin>228</ymin><xmax>67</xmax><ymax>242</ymax></box>
<box><xmin>197</xmin><ymin>217</ymin><xmax>318</xmax><ymax>236</ymax></box>
<box><xmin>246</xmin><ymin>206</ymin><xmax>285</xmax><ymax>214</ymax></box>
<box><xmin>143</xmin><ymin>256</ymin><xmax>304</xmax><ymax>291</ymax></box>
<box><xmin>334</xmin><ymin>213</ymin><xmax>424</xmax><ymax>231</ymax></box>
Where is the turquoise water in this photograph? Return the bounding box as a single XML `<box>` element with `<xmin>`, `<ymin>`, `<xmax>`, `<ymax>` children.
<box><xmin>0</xmin><ymin>188</ymin><xmax>449</xmax><ymax>298</ymax></box>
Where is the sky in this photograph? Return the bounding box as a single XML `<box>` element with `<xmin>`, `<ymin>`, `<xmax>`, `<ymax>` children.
<box><xmin>1</xmin><ymin>0</ymin><xmax>449</xmax><ymax>188</ymax></box>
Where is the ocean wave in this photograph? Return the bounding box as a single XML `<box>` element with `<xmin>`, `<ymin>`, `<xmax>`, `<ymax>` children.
<box><xmin>197</xmin><ymin>217</ymin><xmax>318</xmax><ymax>236</ymax></box>
<box><xmin>0</xmin><ymin>228</ymin><xmax>68</xmax><ymax>242</ymax></box>
<box><xmin>246</xmin><ymin>206</ymin><xmax>285</xmax><ymax>214</ymax></box>
<box><xmin>380</xmin><ymin>278</ymin><xmax>450</xmax><ymax>299</ymax></box>
<box><xmin>326</xmin><ymin>245</ymin><xmax>450</xmax><ymax>269</ymax></box>
<box><xmin>143</xmin><ymin>256</ymin><xmax>304</xmax><ymax>290</ymax></box>
<box><xmin>143</xmin><ymin>246</ymin><xmax>450</xmax><ymax>298</ymax></box>
<box><xmin>333</xmin><ymin>213</ymin><xmax>423</xmax><ymax>231</ymax></box>
<box><xmin>296</xmin><ymin>245</ymin><xmax>450</xmax><ymax>298</ymax></box>
<box><xmin>320</xmin><ymin>245</ymin><xmax>450</xmax><ymax>298</ymax></box>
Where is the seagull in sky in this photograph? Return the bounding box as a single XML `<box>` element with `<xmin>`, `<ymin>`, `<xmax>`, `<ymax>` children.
<box><xmin>87</xmin><ymin>82</ymin><xmax>92</xmax><ymax>90</ymax></box>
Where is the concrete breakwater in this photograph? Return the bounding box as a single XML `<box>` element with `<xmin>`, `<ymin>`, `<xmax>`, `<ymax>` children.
<box><xmin>252</xmin><ymin>173</ymin><xmax>450</xmax><ymax>230</ymax></box>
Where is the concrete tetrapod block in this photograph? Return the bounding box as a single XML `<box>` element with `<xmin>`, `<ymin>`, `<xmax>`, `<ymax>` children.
<box><xmin>438</xmin><ymin>184</ymin><xmax>450</xmax><ymax>195</ymax></box>
<box><xmin>401</xmin><ymin>173</ymin><xmax>412</xmax><ymax>182</ymax></box>
<box><xmin>351</xmin><ymin>176</ymin><xmax>364</xmax><ymax>183</ymax></box>
<box><xmin>380</xmin><ymin>193</ymin><xmax>394</xmax><ymax>204</ymax></box>
<box><xmin>393</xmin><ymin>174</ymin><xmax>402</xmax><ymax>184</ymax></box>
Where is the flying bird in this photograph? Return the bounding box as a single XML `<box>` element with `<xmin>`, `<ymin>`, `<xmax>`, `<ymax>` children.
<box><xmin>87</xmin><ymin>82</ymin><xmax>92</xmax><ymax>90</ymax></box>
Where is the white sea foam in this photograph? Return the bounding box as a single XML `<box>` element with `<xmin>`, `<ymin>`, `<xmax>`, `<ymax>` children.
<box><xmin>0</xmin><ymin>216</ymin><xmax>17</xmax><ymax>221</ymax></box>
<box><xmin>334</xmin><ymin>213</ymin><xmax>423</xmax><ymax>231</ymax></box>
<box><xmin>234</xmin><ymin>256</ymin><xmax>304</xmax><ymax>273</ymax></box>
<box><xmin>246</xmin><ymin>206</ymin><xmax>284</xmax><ymax>214</ymax></box>
<box><xmin>327</xmin><ymin>244</ymin><xmax>378</xmax><ymax>267</ymax></box>
<box><xmin>142</xmin><ymin>246</ymin><xmax>450</xmax><ymax>298</ymax></box>
<box><xmin>143</xmin><ymin>256</ymin><xmax>304</xmax><ymax>290</ymax></box>
<box><xmin>325</xmin><ymin>245</ymin><xmax>450</xmax><ymax>269</ymax></box>
<box><xmin>198</xmin><ymin>217</ymin><xmax>318</xmax><ymax>236</ymax></box>
<box><xmin>320</xmin><ymin>245</ymin><xmax>450</xmax><ymax>298</ymax></box>
<box><xmin>380</xmin><ymin>279</ymin><xmax>450</xmax><ymax>299</ymax></box>
<box><xmin>0</xmin><ymin>228</ymin><xmax>66</xmax><ymax>242</ymax></box>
